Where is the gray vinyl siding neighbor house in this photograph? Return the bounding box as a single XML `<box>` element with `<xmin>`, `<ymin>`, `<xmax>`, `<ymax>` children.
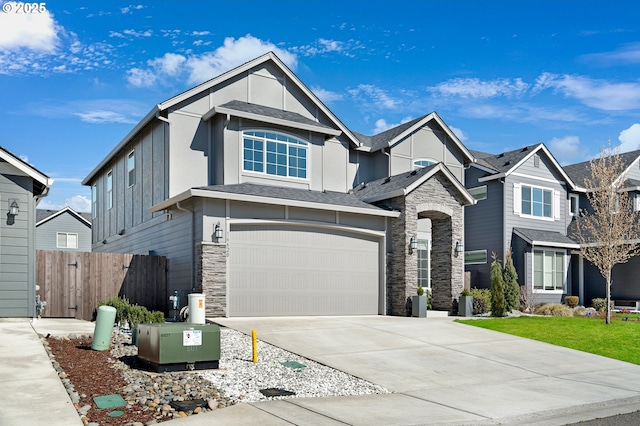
<box><xmin>0</xmin><ymin>147</ymin><xmax>53</xmax><ymax>317</ymax></box>
<box><xmin>36</xmin><ymin>207</ymin><xmax>92</xmax><ymax>252</ymax></box>
<box><xmin>465</xmin><ymin>144</ymin><xmax>579</xmax><ymax>304</ymax></box>
<box><xmin>83</xmin><ymin>52</ymin><xmax>475</xmax><ymax>317</ymax></box>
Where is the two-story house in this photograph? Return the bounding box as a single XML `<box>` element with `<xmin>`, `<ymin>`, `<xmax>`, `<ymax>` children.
<box><xmin>36</xmin><ymin>207</ymin><xmax>92</xmax><ymax>252</ymax></box>
<box><xmin>465</xmin><ymin>144</ymin><xmax>579</xmax><ymax>305</ymax></box>
<box><xmin>0</xmin><ymin>146</ymin><xmax>53</xmax><ymax>317</ymax></box>
<box><xmin>564</xmin><ymin>149</ymin><xmax>640</xmax><ymax>308</ymax></box>
<box><xmin>82</xmin><ymin>52</ymin><xmax>475</xmax><ymax>317</ymax></box>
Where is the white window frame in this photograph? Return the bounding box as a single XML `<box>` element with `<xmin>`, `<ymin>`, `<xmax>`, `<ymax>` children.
<box><xmin>57</xmin><ymin>232</ymin><xmax>78</xmax><ymax>249</ymax></box>
<box><xmin>127</xmin><ymin>150</ymin><xmax>135</xmax><ymax>188</ymax></box>
<box><xmin>633</xmin><ymin>193</ymin><xmax>640</xmax><ymax>212</ymax></box>
<box><xmin>413</xmin><ymin>158</ymin><xmax>437</xmax><ymax>169</ymax></box>
<box><xmin>242</xmin><ymin>130</ymin><xmax>309</xmax><ymax>180</ymax></box>
<box><xmin>107</xmin><ymin>170</ymin><xmax>113</xmax><ymax>210</ymax></box>
<box><xmin>514</xmin><ymin>183</ymin><xmax>560</xmax><ymax>221</ymax></box>
<box><xmin>417</xmin><ymin>239</ymin><xmax>431</xmax><ymax>290</ymax></box>
<box><xmin>533</xmin><ymin>249</ymin><xmax>566</xmax><ymax>292</ymax></box>
<box><xmin>569</xmin><ymin>194</ymin><xmax>579</xmax><ymax>216</ymax></box>
<box><xmin>91</xmin><ymin>184</ymin><xmax>97</xmax><ymax>219</ymax></box>
<box><xmin>464</xmin><ymin>249</ymin><xmax>488</xmax><ymax>265</ymax></box>
<box><xmin>468</xmin><ymin>185</ymin><xmax>487</xmax><ymax>201</ymax></box>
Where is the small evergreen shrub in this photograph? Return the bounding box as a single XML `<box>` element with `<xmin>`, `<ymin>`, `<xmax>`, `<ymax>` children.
<box><xmin>417</xmin><ymin>286</ymin><xmax>425</xmax><ymax>296</ymax></box>
<box><xmin>490</xmin><ymin>254</ymin><xmax>506</xmax><ymax>317</ymax></box>
<box><xmin>460</xmin><ymin>288</ymin><xmax>472</xmax><ymax>297</ymax></box>
<box><xmin>503</xmin><ymin>249</ymin><xmax>520</xmax><ymax>312</ymax></box>
<box><xmin>471</xmin><ymin>287</ymin><xmax>491</xmax><ymax>315</ymax></box>
<box><xmin>564</xmin><ymin>296</ymin><xmax>579</xmax><ymax>308</ymax></box>
<box><xmin>534</xmin><ymin>303</ymin><xmax>574</xmax><ymax>317</ymax></box>
<box><xmin>99</xmin><ymin>296</ymin><xmax>165</xmax><ymax>327</ymax></box>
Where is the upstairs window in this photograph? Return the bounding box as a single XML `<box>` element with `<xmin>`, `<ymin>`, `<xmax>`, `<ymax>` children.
<box><xmin>91</xmin><ymin>184</ymin><xmax>97</xmax><ymax>218</ymax></box>
<box><xmin>413</xmin><ymin>159</ymin><xmax>437</xmax><ymax>169</ymax></box>
<box><xmin>57</xmin><ymin>232</ymin><xmax>78</xmax><ymax>249</ymax></box>
<box><xmin>468</xmin><ymin>185</ymin><xmax>487</xmax><ymax>201</ymax></box>
<box><xmin>107</xmin><ymin>170</ymin><xmax>113</xmax><ymax>209</ymax></box>
<box><xmin>127</xmin><ymin>150</ymin><xmax>135</xmax><ymax>187</ymax></box>
<box><xmin>243</xmin><ymin>131</ymin><xmax>308</xmax><ymax>179</ymax></box>
<box><xmin>570</xmin><ymin>194</ymin><xmax>579</xmax><ymax>216</ymax></box>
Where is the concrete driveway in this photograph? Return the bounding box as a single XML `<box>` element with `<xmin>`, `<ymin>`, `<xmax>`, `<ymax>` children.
<box><xmin>201</xmin><ymin>315</ymin><xmax>640</xmax><ymax>425</ymax></box>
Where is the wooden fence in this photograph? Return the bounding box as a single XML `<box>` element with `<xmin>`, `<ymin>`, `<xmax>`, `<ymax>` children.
<box><xmin>36</xmin><ymin>250</ymin><xmax>167</xmax><ymax>321</ymax></box>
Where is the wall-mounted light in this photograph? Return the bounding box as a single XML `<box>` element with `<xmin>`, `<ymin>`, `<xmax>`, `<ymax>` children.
<box><xmin>214</xmin><ymin>222</ymin><xmax>223</xmax><ymax>240</ymax></box>
<box><xmin>409</xmin><ymin>236</ymin><xmax>418</xmax><ymax>254</ymax></box>
<box><xmin>8</xmin><ymin>199</ymin><xmax>19</xmax><ymax>216</ymax></box>
<box><xmin>455</xmin><ymin>240</ymin><xmax>463</xmax><ymax>257</ymax></box>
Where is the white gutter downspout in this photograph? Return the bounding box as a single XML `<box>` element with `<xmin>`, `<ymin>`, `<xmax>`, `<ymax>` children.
<box><xmin>176</xmin><ymin>200</ymin><xmax>195</xmax><ymax>292</ymax></box>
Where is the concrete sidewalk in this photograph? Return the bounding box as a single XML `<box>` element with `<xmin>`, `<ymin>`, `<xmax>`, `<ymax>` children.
<box><xmin>3</xmin><ymin>316</ymin><xmax>640</xmax><ymax>426</ymax></box>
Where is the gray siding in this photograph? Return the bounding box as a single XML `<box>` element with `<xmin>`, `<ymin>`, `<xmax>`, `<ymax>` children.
<box><xmin>36</xmin><ymin>213</ymin><xmax>91</xmax><ymax>251</ymax></box>
<box><xmin>0</xmin><ymin>173</ymin><xmax>35</xmax><ymax>317</ymax></box>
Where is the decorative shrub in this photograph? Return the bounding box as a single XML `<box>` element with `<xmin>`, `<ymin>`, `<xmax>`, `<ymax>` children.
<box><xmin>564</xmin><ymin>296</ymin><xmax>579</xmax><ymax>308</ymax></box>
<box><xmin>503</xmin><ymin>249</ymin><xmax>520</xmax><ymax>312</ymax></box>
<box><xmin>471</xmin><ymin>287</ymin><xmax>491</xmax><ymax>315</ymax></box>
<box><xmin>534</xmin><ymin>303</ymin><xmax>574</xmax><ymax>317</ymax></box>
<box><xmin>460</xmin><ymin>288</ymin><xmax>472</xmax><ymax>297</ymax></box>
<box><xmin>591</xmin><ymin>298</ymin><xmax>614</xmax><ymax>312</ymax></box>
<box><xmin>573</xmin><ymin>306</ymin><xmax>587</xmax><ymax>316</ymax></box>
<box><xmin>99</xmin><ymin>296</ymin><xmax>165</xmax><ymax>327</ymax></box>
<box><xmin>417</xmin><ymin>286</ymin><xmax>425</xmax><ymax>296</ymax></box>
<box><xmin>490</xmin><ymin>254</ymin><xmax>506</xmax><ymax>317</ymax></box>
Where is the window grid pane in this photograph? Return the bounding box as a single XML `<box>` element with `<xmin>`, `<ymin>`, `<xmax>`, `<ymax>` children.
<box><xmin>243</xmin><ymin>131</ymin><xmax>308</xmax><ymax>179</ymax></box>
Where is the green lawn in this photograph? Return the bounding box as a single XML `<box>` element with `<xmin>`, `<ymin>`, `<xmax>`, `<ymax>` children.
<box><xmin>456</xmin><ymin>315</ymin><xmax>640</xmax><ymax>365</ymax></box>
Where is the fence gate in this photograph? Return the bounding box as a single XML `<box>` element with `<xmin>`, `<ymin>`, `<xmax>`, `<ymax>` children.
<box><xmin>36</xmin><ymin>250</ymin><xmax>167</xmax><ymax>321</ymax></box>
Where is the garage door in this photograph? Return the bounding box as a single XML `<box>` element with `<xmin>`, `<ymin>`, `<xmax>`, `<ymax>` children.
<box><xmin>228</xmin><ymin>224</ymin><xmax>380</xmax><ymax>316</ymax></box>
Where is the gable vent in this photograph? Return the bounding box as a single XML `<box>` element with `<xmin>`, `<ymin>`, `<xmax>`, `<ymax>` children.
<box><xmin>521</xmin><ymin>147</ymin><xmax>528</xmax><ymax>152</ymax></box>
<box><xmin>497</xmin><ymin>153</ymin><xmax>504</xmax><ymax>158</ymax></box>
<box><xmin>504</xmin><ymin>160</ymin><xmax>511</xmax><ymax>166</ymax></box>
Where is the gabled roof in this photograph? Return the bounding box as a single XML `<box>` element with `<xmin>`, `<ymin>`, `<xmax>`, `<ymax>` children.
<box><xmin>36</xmin><ymin>207</ymin><xmax>91</xmax><ymax>228</ymax></box>
<box><xmin>83</xmin><ymin>52</ymin><xmax>361</xmax><ymax>185</ymax></box>
<box><xmin>203</xmin><ymin>100</ymin><xmax>341</xmax><ymax>136</ymax></box>
<box><xmin>150</xmin><ymin>182</ymin><xmax>400</xmax><ymax>218</ymax></box>
<box><xmin>473</xmin><ymin>143</ymin><xmax>576</xmax><ymax>188</ymax></box>
<box><xmin>513</xmin><ymin>227</ymin><xmax>579</xmax><ymax>249</ymax></box>
<box><xmin>563</xmin><ymin>149</ymin><xmax>640</xmax><ymax>190</ymax></box>
<box><xmin>353</xmin><ymin>163</ymin><xmax>475</xmax><ymax>205</ymax></box>
<box><xmin>0</xmin><ymin>146</ymin><xmax>53</xmax><ymax>197</ymax></box>
<box><xmin>354</xmin><ymin>112</ymin><xmax>475</xmax><ymax>164</ymax></box>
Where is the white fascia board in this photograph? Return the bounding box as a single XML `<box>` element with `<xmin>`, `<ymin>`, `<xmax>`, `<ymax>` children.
<box><xmin>478</xmin><ymin>172</ymin><xmax>506</xmax><ymax>182</ymax></box>
<box><xmin>470</xmin><ymin>162</ymin><xmax>498</xmax><ymax>175</ymax></box>
<box><xmin>151</xmin><ymin>188</ymin><xmax>400</xmax><ymax>218</ymax></box>
<box><xmin>513</xmin><ymin>229</ymin><xmax>579</xmax><ymax>249</ymax></box>
<box><xmin>205</xmin><ymin>106</ymin><xmax>341</xmax><ymax>136</ymax></box>
<box><xmin>82</xmin><ymin>105</ymin><xmax>160</xmax><ymax>185</ymax></box>
<box><xmin>503</xmin><ymin>145</ymin><xmax>577</xmax><ymax>189</ymax></box>
<box><xmin>0</xmin><ymin>148</ymin><xmax>53</xmax><ymax>190</ymax></box>
<box><xmin>36</xmin><ymin>206</ymin><xmax>90</xmax><ymax>227</ymax></box>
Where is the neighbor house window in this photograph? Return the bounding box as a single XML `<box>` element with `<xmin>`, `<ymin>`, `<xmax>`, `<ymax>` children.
<box><xmin>570</xmin><ymin>194</ymin><xmax>579</xmax><ymax>216</ymax></box>
<box><xmin>464</xmin><ymin>250</ymin><xmax>487</xmax><ymax>265</ymax></box>
<box><xmin>107</xmin><ymin>170</ymin><xmax>113</xmax><ymax>209</ymax></box>
<box><xmin>243</xmin><ymin>131</ymin><xmax>308</xmax><ymax>179</ymax></box>
<box><xmin>57</xmin><ymin>232</ymin><xmax>78</xmax><ymax>249</ymax></box>
<box><xmin>468</xmin><ymin>185</ymin><xmax>487</xmax><ymax>201</ymax></box>
<box><xmin>533</xmin><ymin>249</ymin><xmax>565</xmax><ymax>291</ymax></box>
<box><xmin>91</xmin><ymin>184</ymin><xmax>97</xmax><ymax>218</ymax></box>
<box><xmin>413</xmin><ymin>159</ymin><xmax>437</xmax><ymax>169</ymax></box>
<box><xmin>521</xmin><ymin>184</ymin><xmax>552</xmax><ymax>218</ymax></box>
<box><xmin>417</xmin><ymin>239</ymin><xmax>430</xmax><ymax>289</ymax></box>
<box><xmin>634</xmin><ymin>194</ymin><xmax>640</xmax><ymax>212</ymax></box>
<box><xmin>127</xmin><ymin>150</ymin><xmax>135</xmax><ymax>187</ymax></box>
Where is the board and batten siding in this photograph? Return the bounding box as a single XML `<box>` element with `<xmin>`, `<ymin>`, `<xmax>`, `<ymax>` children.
<box><xmin>36</xmin><ymin>213</ymin><xmax>91</xmax><ymax>252</ymax></box>
<box><xmin>0</xmin><ymin>172</ymin><xmax>35</xmax><ymax>317</ymax></box>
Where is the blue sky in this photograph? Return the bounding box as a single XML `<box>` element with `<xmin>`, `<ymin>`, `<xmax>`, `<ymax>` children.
<box><xmin>2</xmin><ymin>1</ymin><xmax>640</xmax><ymax>212</ymax></box>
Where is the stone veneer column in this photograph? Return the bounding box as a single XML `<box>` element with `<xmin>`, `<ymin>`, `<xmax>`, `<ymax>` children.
<box><xmin>196</xmin><ymin>242</ymin><xmax>227</xmax><ymax>317</ymax></box>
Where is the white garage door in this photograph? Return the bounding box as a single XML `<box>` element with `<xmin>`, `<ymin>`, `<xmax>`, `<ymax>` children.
<box><xmin>228</xmin><ymin>224</ymin><xmax>380</xmax><ymax>317</ymax></box>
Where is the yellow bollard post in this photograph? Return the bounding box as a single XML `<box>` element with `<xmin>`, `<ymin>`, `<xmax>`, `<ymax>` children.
<box><xmin>252</xmin><ymin>329</ymin><xmax>258</xmax><ymax>363</ymax></box>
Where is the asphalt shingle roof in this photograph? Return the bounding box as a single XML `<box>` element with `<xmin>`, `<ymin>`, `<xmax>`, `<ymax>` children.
<box><xmin>217</xmin><ymin>100</ymin><xmax>337</xmax><ymax>131</ymax></box>
<box><xmin>513</xmin><ymin>227</ymin><xmax>578</xmax><ymax>246</ymax></box>
<box><xmin>563</xmin><ymin>150</ymin><xmax>640</xmax><ymax>188</ymax></box>
<box><xmin>353</xmin><ymin>164</ymin><xmax>439</xmax><ymax>201</ymax></box>
<box><xmin>355</xmin><ymin>115</ymin><xmax>431</xmax><ymax>151</ymax></box>
<box><xmin>193</xmin><ymin>182</ymin><xmax>387</xmax><ymax>211</ymax></box>
<box><xmin>471</xmin><ymin>144</ymin><xmax>542</xmax><ymax>174</ymax></box>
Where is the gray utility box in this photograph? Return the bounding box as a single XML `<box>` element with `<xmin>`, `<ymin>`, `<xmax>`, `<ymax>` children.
<box><xmin>136</xmin><ymin>323</ymin><xmax>221</xmax><ymax>372</ymax></box>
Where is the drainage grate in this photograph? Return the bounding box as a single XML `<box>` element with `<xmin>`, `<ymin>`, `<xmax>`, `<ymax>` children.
<box><xmin>259</xmin><ymin>388</ymin><xmax>296</xmax><ymax>397</ymax></box>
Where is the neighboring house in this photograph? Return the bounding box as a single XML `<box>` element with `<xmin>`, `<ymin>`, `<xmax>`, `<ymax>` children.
<box><xmin>564</xmin><ymin>150</ymin><xmax>640</xmax><ymax>306</ymax></box>
<box><xmin>36</xmin><ymin>207</ymin><xmax>92</xmax><ymax>252</ymax></box>
<box><xmin>0</xmin><ymin>147</ymin><xmax>53</xmax><ymax>317</ymax></box>
<box><xmin>82</xmin><ymin>52</ymin><xmax>475</xmax><ymax>317</ymax></box>
<box><xmin>464</xmin><ymin>144</ymin><xmax>579</xmax><ymax>305</ymax></box>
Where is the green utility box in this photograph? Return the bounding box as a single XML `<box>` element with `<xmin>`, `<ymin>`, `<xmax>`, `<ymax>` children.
<box><xmin>136</xmin><ymin>323</ymin><xmax>221</xmax><ymax>372</ymax></box>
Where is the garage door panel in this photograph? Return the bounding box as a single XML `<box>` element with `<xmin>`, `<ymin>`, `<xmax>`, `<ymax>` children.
<box><xmin>229</xmin><ymin>224</ymin><xmax>379</xmax><ymax>317</ymax></box>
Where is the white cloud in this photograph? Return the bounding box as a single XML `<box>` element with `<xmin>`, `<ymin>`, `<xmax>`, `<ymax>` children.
<box><xmin>311</xmin><ymin>86</ymin><xmax>343</xmax><ymax>103</ymax></box>
<box><xmin>72</xmin><ymin>110</ymin><xmax>136</xmax><ymax>124</ymax></box>
<box><xmin>581</xmin><ymin>42</ymin><xmax>640</xmax><ymax>65</ymax></box>
<box><xmin>30</xmin><ymin>99</ymin><xmax>145</xmax><ymax>124</ymax></box>
<box><xmin>373</xmin><ymin>116</ymin><xmax>413</xmax><ymax>134</ymax></box>
<box><xmin>448</xmin><ymin>126</ymin><xmax>468</xmax><ymax>142</ymax></box>
<box><xmin>126</xmin><ymin>67</ymin><xmax>156</xmax><ymax>87</ymax></box>
<box><xmin>184</xmin><ymin>35</ymin><xmax>298</xmax><ymax>85</ymax></box>
<box><xmin>534</xmin><ymin>73</ymin><xmax>640</xmax><ymax>111</ymax></box>
<box><xmin>349</xmin><ymin>84</ymin><xmax>399</xmax><ymax>109</ymax></box>
<box><xmin>0</xmin><ymin>2</ymin><xmax>59</xmax><ymax>52</ymax></box>
<box><xmin>65</xmin><ymin>195</ymin><xmax>91</xmax><ymax>213</ymax></box>
<box><xmin>548</xmin><ymin>135</ymin><xmax>582</xmax><ymax>165</ymax></box>
<box><xmin>618</xmin><ymin>123</ymin><xmax>640</xmax><ymax>153</ymax></box>
<box><xmin>148</xmin><ymin>53</ymin><xmax>186</xmax><ymax>76</ymax></box>
<box><xmin>192</xmin><ymin>31</ymin><xmax>210</xmax><ymax>36</ymax></box>
<box><xmin>121</xmin><ymin>5</ymin><xmax>144</xmax><ymax>14</ymax></box>
<box><xmin>428</xmin><ymin>78</ymin><xmax>529</xmax><ymax>98</ymax></box>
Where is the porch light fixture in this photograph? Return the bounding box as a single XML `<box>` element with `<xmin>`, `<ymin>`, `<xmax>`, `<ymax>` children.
<box><xmin>8</xmin><ymin>199</ymin><xmax>19</xmax><ymax>216</ymax></box>
<box><xmin>214</xmin><ymin>222</ymin><xmax>224</xmax><ymax>239</ymax></box>
<box><xmin>455</xmin><ymin>240</ymin><xmax>463</xmax><ymax>257</ymax></box>
<box><xmin>409</xmin><ymin>236</ymin><xmax>418</xmax><ymax>253</ymax></box>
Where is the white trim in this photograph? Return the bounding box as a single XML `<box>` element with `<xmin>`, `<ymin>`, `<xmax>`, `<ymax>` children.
<box><xmin>56</xmin><ymin>232</ymin><xmax>79</xmax><ymax>249</ymax></box>
<box><xmin>127</xmin><ymin>149</ymin><xmax>135</xmax><ymax>188</ymax></box>
<box><xmin>0</xmin><ymin>147</ymin><xmax>53</xmax><ymax>193</ymax></box>
<box><xmin>517</xmin><ymin>183</ymin><xmax>555</xmax><ymax>220</ymax></box>
<box><xmin>241</xmin><ymin>129</ymin><xmax>310</xmax><ymax>181</ymax></box>
<box><xmin>467</xmin><ymin>185</ymin><xmax>487</xmax><ymax>201</ymax></box>
<box><xmin>36</xmin><ymin>206</ymin><xmax>91</xmax><ymax>228</ymax></box>
<box><xmin>228</xmin><ymin>218</ymin><xmax>386</xmax><ymax>238</ymax></box>
<box><xmin>569</xmin><ymin>194</ymin><xmax>579</xmax><ymax>216</ymax></box>
<box><xmin>513</xmin><ymin>228</ymin><xmax>580</xmax><ymax>249</ymax></box>
<box><xmin>509</xmin><ymin>171</ymin><xmax>566</xmax><ymax>185</ymax></box>
<box><xmin>532</xmin><ymin>248</ymin><xmax>567</xmax><ymax>292</ymax></box>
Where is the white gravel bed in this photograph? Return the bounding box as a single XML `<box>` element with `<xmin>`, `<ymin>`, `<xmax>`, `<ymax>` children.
<box><xmin>200</xmin><ymin>328</ymin><xmax>389</xmax><ymax>403</ymax></box>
